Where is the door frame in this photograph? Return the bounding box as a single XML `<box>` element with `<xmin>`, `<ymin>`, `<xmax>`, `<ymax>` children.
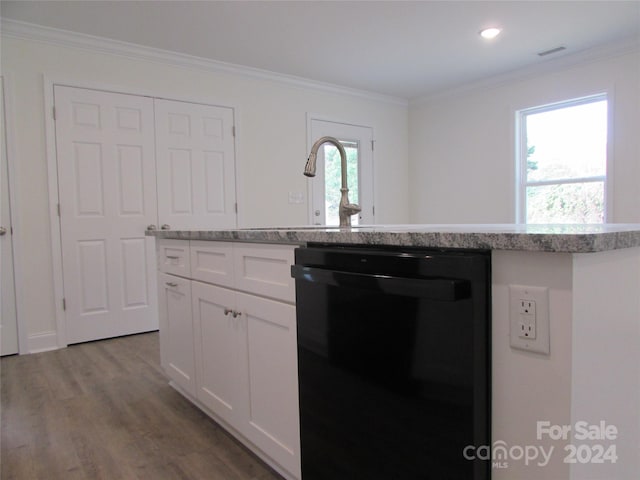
<box><xmin>1</xmin><ymin>73</ymin><xmax>27</xmax><ymax>354</ymax></box>
<box><xmin>43</xmin><ymin>75</ymin><xmax>239</xmax><ymax>349</ymax></box>
<box><xmin>305</xmin><ymin>113</ymin><xmax>376</xmax><ymax>225</ymax></box>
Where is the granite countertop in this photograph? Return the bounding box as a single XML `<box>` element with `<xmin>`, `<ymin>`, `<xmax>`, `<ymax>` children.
<box><xmin>146</xmin><ymin>224</ymin><xmax>640</xmax><ymax>253</ymax></box>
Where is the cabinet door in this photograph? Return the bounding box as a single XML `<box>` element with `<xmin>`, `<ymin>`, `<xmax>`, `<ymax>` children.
<box><xmin>238</xmin><ymin>291</ymin><xmax>301</xmax><ymax>478</ymax></box>
<box><xmin>158</xmin><ymin>273</ymin><xmax>195</xmax><ymax>396</ymax></box>
<box><xmin>192</xmin><ymin>280</ymin><xmax>247</xmax><ymax>427</ymax></box>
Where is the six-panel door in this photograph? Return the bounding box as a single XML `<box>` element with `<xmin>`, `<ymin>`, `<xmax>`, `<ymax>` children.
<box><xmin>53</xmin><ymin>86</ymin><xmax>239</xmax><ymax>345</ymax></box>
<box><xmin>55</xmin><ymin>86</ymin><xmax>158</xmax><ymax>344</ymax></box>
<box><xmin>0</xmin><ymin>76</ymin><xmax>18</xmax><ymax>355</ymax></box>
<box><xmin>155</xmin><ymin>99</ymin><xmax>237</xmax><ymax>230</ymax></box>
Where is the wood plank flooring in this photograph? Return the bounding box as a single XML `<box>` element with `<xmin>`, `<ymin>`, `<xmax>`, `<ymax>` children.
<box><xmin>0</xmin><ymin>332</ymin><xmax>282</xmax><ymax>480</ymax></box>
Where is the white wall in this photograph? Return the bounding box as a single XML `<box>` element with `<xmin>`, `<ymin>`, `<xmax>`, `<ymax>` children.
<box><xmin>0</xmin><ymin>34</ymin><xmax>409</xmax><ymax>349</ymax></box>
<box><xmin>492</xmin><ymin>251</ymin><xmax>573</xmax><ymax>480</ymax></box>
<box><xmin>409</xmin><ymin>45</ymin><xmax>640</xmax><ymax>224</ymax></box>
<box><xmin>493</xmin><ymin>247</ymin><xmax>640</xmax><ymax>480</ymax></box>
<box><xmin>571</xmin><ymin>248</ymin><xmax>640</xmax><ymax>480</ymax></box>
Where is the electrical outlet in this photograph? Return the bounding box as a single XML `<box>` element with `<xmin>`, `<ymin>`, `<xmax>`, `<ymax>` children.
<box><xmin>518</xmin><ymin>299</ymin><xmax>536</xmax><ymax>339</ymax></box>
<box><xmin>518</xmin><ymin>311</ymin><xmax>536</xmax><ymax>339</ymax></box>
<box><xmin>519</xmin><ymin>299</ymin><xmax>535</xmax><ymax>316</ymax></box>
<box><xmin>509</xmin><ymin>285</ymin><xmax>549</xmax><ymax>354</ymax></box>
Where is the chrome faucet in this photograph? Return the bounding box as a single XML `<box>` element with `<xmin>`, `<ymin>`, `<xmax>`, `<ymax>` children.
<box><xmin>304</xmin><ymin>136</ymin><xmax>362</xmax><ymax>227</ymax></box>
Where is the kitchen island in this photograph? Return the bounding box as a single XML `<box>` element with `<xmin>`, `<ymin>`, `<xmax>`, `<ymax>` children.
<box><xmin>148</xmin><ymin>224</ymin><xmax>640</xmax><ymax>480</ymax></box>
<box><xmin>149</xmin><ymin>223</ymin><xmax>640</xmax><ymax>252</ymax></box>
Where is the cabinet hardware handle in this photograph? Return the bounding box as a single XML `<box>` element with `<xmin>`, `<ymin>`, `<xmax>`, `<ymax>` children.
<box><xmin>166</xmin><ymin>282</ymin><xmax>178</xmax><ymax>287</ymax></box>
<box><xmin>232</xmin><ymin>311</ymin><xmax>241</xmax><ymax>318</ymax></box>
<box><xmin>224</xmin><ymin>308</ymin><xmax>233</xmax><ymax>316</ymax></box>
<box><xmin>0</xmin><ymin>226</ymin><xmax>7</xmax><ymax>236</ymax></box>
<box><xmin>146</xmin><ymin>224</ymin><xmax>157</xmax><ymax>231</ymax></box>
<box><xmin>161</xmin><ymin>224</ymin><xmax>171</xmax><ymax>230</ymax></box>
<box><xmin>165</xmin><ymin>255</ymin><xmax>180</xmax><ymax>259</ymax></box>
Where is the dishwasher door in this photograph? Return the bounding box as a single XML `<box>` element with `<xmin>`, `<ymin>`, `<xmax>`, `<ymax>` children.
<box><xmin>292</xmin><ymin>245</ymin><xmax>490</xmax><ymax>480</ymax></box>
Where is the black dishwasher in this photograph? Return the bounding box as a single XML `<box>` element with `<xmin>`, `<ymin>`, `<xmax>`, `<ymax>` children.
<box><xmin>291</xmin><ymin>244</ymin><xmax>490</xmax><ymax>480</ymax></box>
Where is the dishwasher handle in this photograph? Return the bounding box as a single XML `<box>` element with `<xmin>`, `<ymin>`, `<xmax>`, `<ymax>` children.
<box><xmin>291</xmin><ymin>265</ymin><xmax>470</xmax><ymax>301</ymax></box>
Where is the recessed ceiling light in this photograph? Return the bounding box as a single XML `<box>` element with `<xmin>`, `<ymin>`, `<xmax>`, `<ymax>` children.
<box><xmin>480</xmin><ymin>27</ymin><xmax>502</xmax><ymax>40</ymax></box>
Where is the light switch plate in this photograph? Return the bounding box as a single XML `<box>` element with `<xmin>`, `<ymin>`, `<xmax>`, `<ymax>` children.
<box><xmin>509</xmin><ymin>285</ymin><xmax>550</xmax><ymax>354</ymax></box>
<box><xmin>288</xmin><ymin>191</ymin><xmax>304</xmax><ymax>204</ymax></box>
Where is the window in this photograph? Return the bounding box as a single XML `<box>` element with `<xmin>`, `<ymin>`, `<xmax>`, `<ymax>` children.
<box><xmin>321</xmin><ymin>140</ymin><xmax>360</xmax><ymax>225</ymax></box>
<box><xmin>309</xmin><ymin>118</ymin><xmax>374</xmax><ymax>226</ymax></box>
<box><xmin>517</xmin><ymin>94</ymin><xmax>608</xmax><ymax>223</ymax></box>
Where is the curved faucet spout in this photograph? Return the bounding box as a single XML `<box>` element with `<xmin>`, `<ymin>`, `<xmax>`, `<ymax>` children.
<box><xmin>305</xmin><ymin>136</ymin><xmax>361</xmax><ymax>227</ymax></box>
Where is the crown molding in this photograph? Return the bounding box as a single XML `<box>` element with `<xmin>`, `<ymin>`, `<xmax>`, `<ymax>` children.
<box><xmin>411</xmin><ymin>35</ymin><xmax>640</xmax><ymax>106</ymax></box>
<box><xmin>0</xmin><ymin>18</ymin><xmax>408</xmax><ymax>107</ymax></box>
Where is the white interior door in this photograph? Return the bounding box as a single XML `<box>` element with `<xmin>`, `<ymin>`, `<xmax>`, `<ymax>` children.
<box><xmin>54</xmin><ymin>86</ymin><xmax>158</xmax><ymax>344</ymax></box>
<box><xmin>0</xmin><ymin>76</ymin><xmax>18</xmax><ymax>356</ymax></box>
<box><xmin>155</xmin><ymin>99</ymin><xmax>237</xmax><ymax>230</ymax></box>
<box><xmin>309</xmin><ymin>119</ymin><xmax>374</xmax><ymax>226</ymax></box>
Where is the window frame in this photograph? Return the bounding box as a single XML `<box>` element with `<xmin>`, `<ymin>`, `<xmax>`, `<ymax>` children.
<box><xmin>515</xmin><ymin>93</ymin><xmax>612</xmax><ymax>224</ymax></box>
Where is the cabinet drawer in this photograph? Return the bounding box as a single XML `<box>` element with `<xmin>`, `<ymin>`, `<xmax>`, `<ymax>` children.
<box><xmin>158</xmin><ymin>239</ymin><xmax>190</xmax><ymax>277</ymax></box>
<box><xmin>233</xmin><ymin>243</ymin><xmax>296</xmax><ymax>303</ymax></box>
<box><xmin>190</xmin><ymin>241</ymin><xmax>234</xmax><ymax>288</ymax></box>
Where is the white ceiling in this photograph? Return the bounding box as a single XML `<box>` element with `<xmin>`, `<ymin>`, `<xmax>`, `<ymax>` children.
<box><xmin>1</xmin><ymin>0</ymin><xmax>639</xmax><ymax>99</ymax></box>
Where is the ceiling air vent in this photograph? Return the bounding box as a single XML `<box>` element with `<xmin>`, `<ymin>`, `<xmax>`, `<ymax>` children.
<box><xmin>538</xmin><ymin>46</ymin><xmax>567</xmax><ymax>57</ymax></box>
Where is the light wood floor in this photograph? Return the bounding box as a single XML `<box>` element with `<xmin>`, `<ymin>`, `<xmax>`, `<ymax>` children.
<box><xmin>0</xmin><ymin>332</ymin><xmax>282</xmax><ymax>480</ymax></box>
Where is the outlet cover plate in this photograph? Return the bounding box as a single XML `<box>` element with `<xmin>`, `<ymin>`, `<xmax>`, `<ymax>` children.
<box><xmin>509</xmin><ymin>285</ymin><xmax>550</xmax><ymax>354</ymax></box>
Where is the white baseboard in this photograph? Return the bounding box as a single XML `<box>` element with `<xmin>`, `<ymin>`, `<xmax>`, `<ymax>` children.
<box><xmin>27</xmin><ymin>331</ymin><xmax>60</xmax><ymax>354</ymax></box>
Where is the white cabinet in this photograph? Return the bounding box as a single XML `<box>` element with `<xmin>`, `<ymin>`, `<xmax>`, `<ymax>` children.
<box><xmin>158</xmin><ymin>239</ymin><xmax>196</xmax><ymax>396</ymax></box>
<box><xmin>190</xmin><ymin>240</ymin><xmax>234</xmax><ymax>287</ymax></box>
<box><xmin>157</xmin><ymin>238</ymin><xmax>300</xmax><ymax>480</ymax></box>
<box><xmin>158</xmin><ymin>239</ymin><xmax>191</xmax><ymax>277</ymax></box>
<box><xmin>158</xmin><ymin>272</ymin><xmax>195</xmax><ymax>396</ymax></box>
<box><xmin>233</xmin><ymin>243</ymin><xmax>296</xmax><ymax>303</ymax></box>
<box><xmin>240</xmin><ymin>291</ymin><xmax>299</xmax><ymax>477</ymax></box>
<box><xmin>192</xmin><ymin>280</ymin><xmax>246</xmax><ymax>427</ymax></box>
